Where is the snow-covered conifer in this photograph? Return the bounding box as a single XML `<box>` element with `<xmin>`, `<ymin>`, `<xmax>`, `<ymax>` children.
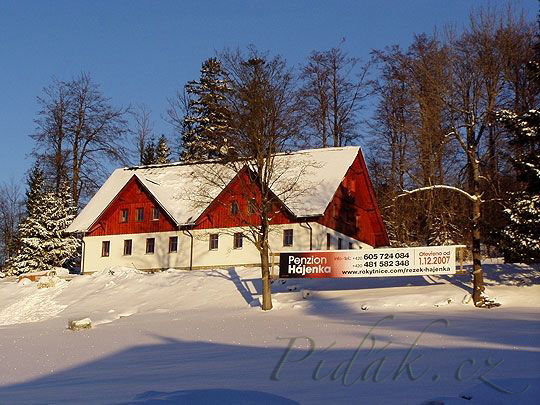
<box><xmin>182</xmin><ymin>58</ymin><xmax>233</xmax><ymax>161</ymax></box>
<box><xmin>156</xmin><ymin>135</ymin><xmax>171</xmax><ymax>164</ymax></box>
<box><xmin>141</xmin><ymin>138</ymin><xmax>157</xmax><ymax>165</ymax></box>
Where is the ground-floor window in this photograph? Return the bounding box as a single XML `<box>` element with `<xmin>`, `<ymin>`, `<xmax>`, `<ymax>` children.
<box><xmin>146</xmin><ymin>238</ymin><xmax>155</xmax><ymax>254</ymax></box>
<box><xmin>209</xmin><ymin>234</ymin><xmax>219</xmax><ymax>250</ymax></box>
<box><xmin>338</xmin><ymin>238</ymin><xmax>343</xmax><ymax>250</ymax></box>
<box><xmin>349</xmin><ymin>241</ymin><xmax>353</xmax><ymax>249</ymax></box>
<box><xmin>101</xmin><ymin>241</ymin><xmax>110</xmax><ymax>257</ymax></box>
<box><xmin>326</xmin><ymin>233</ymin><xmax>331</xmax><ymax>250</ymax></box>
<box><xmin>123</xmin><ymin>239</ymin><xmax>132</xmax><ymax>256</ymax></box>
<box><xmin>169</xmin><ymin>236</ymin><xmax>178</xmax><ymax>253</ymax></box>
<box><xmin>283</xmin><ymin>229</ymin><xmax>293</xmax><ymax>247</ymax></box>
<box><xmin>233</xmin><ymin>232</ymin><xmax>243</xmax><ymax>249</ymax></box>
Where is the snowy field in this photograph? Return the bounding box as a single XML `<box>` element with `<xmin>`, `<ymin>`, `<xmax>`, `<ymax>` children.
<box><xmin>0</xmin><ymin>264</ymin><xmax>539</xmax><ymax>404</ymax></box>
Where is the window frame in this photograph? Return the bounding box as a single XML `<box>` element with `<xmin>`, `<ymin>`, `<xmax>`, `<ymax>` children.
<box><xmin>231</xmin><ymin>201</ymin><xmax>239</xmax><ymax>215</ymax></box>
<box><xmin>119</xmin><ymin>209</ymin><xmax>129</xmax><ymax>223</ymax></box>
<box><xmin>101</xmin><ymin>241</ymin><xmax>110</xmax><ymax>257</ymax></box>
<box><xmin>136</xmin><ymin>207</ymin><xmax>144</xmax><ymax>222</ymax></box>
<box><xmin>152</xmin><ymin>207</ymin><xmax>160</xmax><ymax>221</ymax></box>
<box><xmin>169</xmin><ymin>236</ymin><xmax>178</xmax><ymax>253</ymax></box>
<box><xmin>283</xmin><ymin>229</ymin><xmax>293</xmax><ymax>247</ymax></box>
<box><xmin>146</xmin><ymin>237</ymin><xmax>155</xmax><ymax>254</ymax></box>
<box><xmin>209</xmin><ymin>234</ymin><xmax>219</xmax><ymax>250</ymax></box>
<box><xmin>123</xmin><ymin>239</ymin><xmax>133</xmax><ymax>256</ymax></box>
<box><xmin>233</xmin><ymin>232</ymin><xmax>243</xmax><ymax>249</ymax></box>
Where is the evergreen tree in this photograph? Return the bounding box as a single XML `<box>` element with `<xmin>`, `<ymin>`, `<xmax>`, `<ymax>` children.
<box><xmin>3</xmin><ymin>170</ymin><xmax>80</xmax><ymax>276</ymax></box>
<box><xmin>498</xmin><ymin>108</ymin><xmax>540</xmax><ymax>263</ymax></box>
<box><xmin>156</xmin><ymin>135</ymin><xmax>171</xmax><ymax>164</ymax></box>
<box><xmin>4</xmin><ymin>166</ymin><xmax>48</xmax><ymax>275</ymax></box>
<box><xmin>497</xmin><ymin>44</ymin><xmax>540</xmax><ymax>263</ymax></box>
<box><xmin>41</xmin><ymin>182</ymin><xmax>80</xmax><ymax>268</ymax></box>
<box><xmin>141</xmin><ymin>138</ymin><xmax>156</xmax><ymax>165</ymax></box>
<box><xmin>182</xmin><ymin>57</ymin><xmax>233</xmax><ymax>161</ymax></box>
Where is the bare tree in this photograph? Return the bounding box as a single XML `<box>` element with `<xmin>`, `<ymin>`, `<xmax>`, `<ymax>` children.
<box><xmin>0</xmin><ymin>180</ymin><xmax>24</xmax><ymax>268</ymax></box>
<box><xmin>32</xmin><ymin>73</ymin><xmax>131</xmax><ymax>207</ymax></box>
<box><xmin>184</xmin><ymin>48</ymin><xmax>304</xmax><ymax>311</ymax></box>
<box><xmin>131</xmin><ymin>104</ymin><xmax>154</xmax><ymax>165</ymax></box>
<box><xmin>299</xmin><ymin>42</ymin><xmax>371</xmax><ymax>147</ymax></box>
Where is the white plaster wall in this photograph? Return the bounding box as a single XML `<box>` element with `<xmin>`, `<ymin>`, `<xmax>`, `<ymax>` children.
<box><xmin>82</xmin><ymin>222</ymin><xmax>371</xmax><ymax>273</ymax></box>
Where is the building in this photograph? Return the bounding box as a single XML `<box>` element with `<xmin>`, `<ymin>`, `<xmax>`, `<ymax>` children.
<box><xmin>66</xmin><ymin>147</ymin><xmax>389</xmax><ymax>272</ymax></box>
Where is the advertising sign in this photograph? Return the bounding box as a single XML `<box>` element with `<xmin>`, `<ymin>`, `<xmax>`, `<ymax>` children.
<box><xmin>278</xmin><ymin>245</ymin><xmax>463</xmax><ymax>279</ymax></box>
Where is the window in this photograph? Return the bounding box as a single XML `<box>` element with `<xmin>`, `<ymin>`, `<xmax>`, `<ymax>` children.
<box><xmin>101</xmin><ymin>241</ymin><xmax>110</xmax><ymax>257</ymax></box>
<box><xmin>152</xmin><ymin>207</ymin><xmax>160</xmax><ymax>221</ymax></box>
<box><xmin>283</xmin><ymin>229</ymin><xmax>293</xmax><ymax>247</ymax></box>
<box><xmin>169</xmin><ymin>236</ymin><xmax>178</xmax><ymax>253</ymax></box>
<box><xmin>146</xmin><ymin>238</ymin><xmax>155</xmax><ymax>254</ymax></box>
<box><xmin>123</xmin><ymin>239</ymin><xmax>132</xmax><ymax>256</ymax></box>
<box><xmin>231</xmin><ymin>201</ymin><xmax>239</xmax><ymax>215</ymax></box>
<box><xmin>349</xmin><ymin>242</ymin><xmax>353</xmax><ymax>250</ymax></box>
<box><xmin>338</xmin><ymin>238</ymin><xmax>343</xmax><ymax>250</ymax></box>
<box><xmin>136</xmin><ymin>208</ymin><xmax>144</xmax><ymax>222</ymax></box>
<box><xmin>326</xmin><ymin>233</ymin><xmax>331</xmax><ymax>250</ymax></box>
<box><xmin>209</xmin><ymin>234</ymin><xmax>219</xmax><ymax>250</ymax></box>
<box><xmin>120</xmin><ymin>209</ymin><xmax>129</xmax><ymax>223</ymax></box>
<box><xmin>233</xmin><ymin>232</ymin><xmax>243</xmax><ymax>249</ymax></box>
<box><xmin>248</xmin><ymin>198</ymin><xmax>256</xmax><ymax>214</ymax></box>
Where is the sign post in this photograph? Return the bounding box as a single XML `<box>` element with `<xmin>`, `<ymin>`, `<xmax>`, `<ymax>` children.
<box><xmin>278</xmin><ymin>245</ymin><xmax>466</xmax><ymax>279</ymax></box>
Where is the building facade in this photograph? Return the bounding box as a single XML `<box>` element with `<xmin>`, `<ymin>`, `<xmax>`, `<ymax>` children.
<box><xmin>67</xmin><ymin>147</ymin><xmax>389</xmax><ymax>272</ymax></box>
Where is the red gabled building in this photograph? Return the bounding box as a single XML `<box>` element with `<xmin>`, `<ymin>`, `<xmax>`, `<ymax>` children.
<box><xmin>67</xmin><ymin>147</ymin><xmax>389</xmax><ymax>272</ymax></box>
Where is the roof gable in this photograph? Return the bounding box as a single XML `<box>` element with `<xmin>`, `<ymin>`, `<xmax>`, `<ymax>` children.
<box><xmin>67</xmin><ymin>147</ymin><xmax>372</xmax><ymax>233</ymax></box>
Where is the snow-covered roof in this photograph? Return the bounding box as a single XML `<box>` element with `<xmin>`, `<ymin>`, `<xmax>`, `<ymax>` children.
<box><xmin>66</xmin><ymin>146</ymin><xmax>362</xmax><ymax>233</ymax></box>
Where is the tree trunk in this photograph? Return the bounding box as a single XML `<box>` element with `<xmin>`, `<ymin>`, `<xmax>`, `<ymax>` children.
<box><xmin>260</xmin><ymin>238</ymin><xmax>273</xmax><ymax>311</ymax></box>
<box><xmin>260</xmin><ymin>247</ymin><xmax>273</xmax><ymax>311</ymax></box>
<box><xmin>470</xmin><ymin>158</ymin><xmax>484</xmax><ymax>306</ymax></box>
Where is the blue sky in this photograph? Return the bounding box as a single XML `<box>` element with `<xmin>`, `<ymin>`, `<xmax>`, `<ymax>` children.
<box><xmin>0</xmin><ymin>0</ymin><xmax>537</xmax><ymax>185</ymax></box>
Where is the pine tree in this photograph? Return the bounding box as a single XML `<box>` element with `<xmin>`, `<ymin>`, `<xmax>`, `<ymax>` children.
<box><xmin>498</xmin><ymin>108</ymin><xmax>540</xmax><ymax>263</ymax></box>
<box><xmin>41</xmin><ymin>182</ymin><xmax>80</xmax><ymax>268</ymax></box>
<box><xmin>141</xmin><ymin>138</ymin><xmax>156</xmax><ymax>165</ymax></box>
<box><xmin>156</xmin><ymin>135</ymin><xmax>171</xmax><ymax>164</ymax></box>
<box><xmin>3</xmin><ymin>170</ymin><xmax>80</xmax><ymax>276</ymax></box>
<box><xmin>4</xmin><ymin>166</ymin><xmax>48</xmax><ymax>275</ymax></box>
<box><xmin>182</xmin><ymin>57</ymin><xmax>233</xmax><ymax>161</ymax></box>
<box><xmin>497</xmin><ymin>45</ymin><xmax>540</xmax><ymax>263</ymax></box>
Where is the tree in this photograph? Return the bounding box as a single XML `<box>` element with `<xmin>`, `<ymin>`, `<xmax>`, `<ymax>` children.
<box><xmin>40</xmin><ymin>182</ymin><xmax>80</xmax><ymax>269</ymax></box>
<box><xmin>132</xmin><ymin>104</ymin><xmax>154</xmax><ymax>165</ymax></box>
<box><xmin>156</xmin><ymin>135</ymin><xmax>171</xmax><ymax>164</ymax></box>
<box><xmin>4</xmin><ymin>166</ymin><xmax>48</xmax><ymax>275</ymax></box>
<box><xmin>299</xmin><ymin>42</ymin><xmax>371</xmax><ymax>147</ymax></box>
<box><xmin>141</xmin><ymin>138</ymin><xmax>157</xmax><ymax>165</ymax></box>
<box><xmin>0</xmin><ymin>180</ymin><xmax>24</xmax><ymax>269</ymax></box>
<box><xmin>4</xmin><ymin>168</ymin><xmax>80</xmax><ymax>276</ymax></box>
<box><xmin>182</xmin><ymin>57</ymin><xmax>233</xmax><ymax>160</ymax></box>
<box><xmin>189</xmin><ymin>48</ymin><xmax>303</xmax><ymax>311</ymax></box>
<box><xmin>497</xmin><ymin>74</ymin><xmax>540</xmax><ymax>262</ymax></box>
<box><xmin>32</xmin><ymin>73</ymin><xmax>130</xmax><ymax>207</ymax></box>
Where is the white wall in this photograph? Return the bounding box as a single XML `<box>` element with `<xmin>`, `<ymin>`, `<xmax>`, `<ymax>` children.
<box><xmin>82</xmin><ymin>222</ymin><xmax>371</xmax><ymax>273</ymax></box>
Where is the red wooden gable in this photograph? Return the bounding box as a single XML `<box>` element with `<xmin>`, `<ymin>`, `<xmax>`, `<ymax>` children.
<box><xmin>194</xmin><ymin>168</ymin><xmax>295</xmax><ymax>229</ymax></box>
<box><xmin>87</xmin><ymin>176</ymin><xmax>176</xmax><ymax>236</ymax></box>
<box><xmin>317</xmin><ymin>150</ymin><xmax>389</xmax><ymax>247</ymax></box>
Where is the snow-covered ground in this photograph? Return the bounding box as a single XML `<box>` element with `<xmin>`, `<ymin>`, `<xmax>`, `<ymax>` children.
<box><xmin>0</xmin><ymin>264</ymin><xmax>539</xmax><ymax>404</ymax></box>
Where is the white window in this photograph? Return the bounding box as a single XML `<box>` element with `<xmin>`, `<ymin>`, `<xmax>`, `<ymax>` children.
<box><xmin>209</xmin><ymin>234</ymin><xmax>219</xmax><ymax>250</ymax></box>
<box><xmin>283</xmin><ymin>229</ymin><xmax>293</xmax><ymax>247</ymax></box>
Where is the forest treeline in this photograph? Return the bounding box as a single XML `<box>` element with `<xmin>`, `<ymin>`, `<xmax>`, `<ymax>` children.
<box><xmin>0</xmin><ymin>5</ymin><xmax>538</xmax><ymax>278</ymax></box>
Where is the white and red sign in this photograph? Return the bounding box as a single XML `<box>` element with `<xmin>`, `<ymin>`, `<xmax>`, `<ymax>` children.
<box><xmin>278</xmin><ymin>245</ymin><xmax>464</xmax><ymax>279</ymax></box>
